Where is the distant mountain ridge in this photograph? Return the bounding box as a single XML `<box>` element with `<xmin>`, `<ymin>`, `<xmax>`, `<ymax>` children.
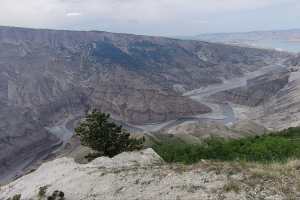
<box><xmin>175</xmin><ymin>29</ymin><xmax>300</xmax><ymax>43</ymax></box>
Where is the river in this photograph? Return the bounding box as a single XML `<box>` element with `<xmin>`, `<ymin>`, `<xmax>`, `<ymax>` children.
<box><xmin>135</xmin><ymin>59</ymin><xmax>286</xmax><ymax>131</ymax></box>
<box><xmin>0</xmin><ymin>59</ymin><xmax>286</xmax><ymax>185</ymax></box>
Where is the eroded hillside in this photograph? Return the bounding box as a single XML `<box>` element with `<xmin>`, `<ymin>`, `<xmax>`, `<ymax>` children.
<box><xmin>208</xmin><ymin>68</ymin><xmax>290</xmax><ymax>107</ymax></box>
<box><xmin>0</xmin><ymin>103</ymin><xmax>59</xmax><ymax>175</ymax></box>
<box><xmin>209</xmin><ymin>60</ymin><xmax>300</xmax><ymax>130</ymax></box>
<box><xmin>0</xmin><ymin>26</ymin><xmax>289</xmax><ymax>175</ymax></box>
<box><xmin>0</xmin><ymin>26</ymin><xmax>288</xmax><ymax>124</ymax></box>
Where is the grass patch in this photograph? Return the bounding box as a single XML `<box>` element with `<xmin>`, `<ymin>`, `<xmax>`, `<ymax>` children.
<box><xmin>38</xmin><ymin>186</ymin><xmax>48</xmax><ymax>199</ymax></box>
<box><xmin>155</xmin><ymin>127</ymin><xmax>300</xmax><ymax>164</ymax></box>
<box><xmin>223</xmin><ymin>178</ymin><xmax>239</xmax><ymax>193</ymax></box>
<box><xmin>6</xmin><ymin>194</ymin><xmax>21</xmax><ymax>200</ymax></box>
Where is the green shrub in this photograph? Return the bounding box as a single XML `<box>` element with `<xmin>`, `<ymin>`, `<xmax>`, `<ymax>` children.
<box><xmin>7</xmin><ymin>194</ymin><xmax>21</xmax><ymax>200</ymax></box>
<box><xmin>38</xmin><ymin>186</ymin><xmax>48</xmax><ymax>198</ymax></box>
<box><xmin>155</xmin><ymin>129</ymin><xmax>300</xmax><ymax>164</ymax></box>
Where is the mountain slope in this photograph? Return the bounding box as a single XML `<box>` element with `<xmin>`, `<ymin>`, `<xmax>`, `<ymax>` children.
<box><xmin>209</xmin><ymin>61</ymin><xmax>300</xmax><ymax>130</ymax></box>
<box><xmin>253</xmin><ymin>69</ymin><xmax>300</xmax><ymax>130</ymax></box>
<box><xmin>0</xmin><ymin>103</ymin><xmax>59</xmax><ymax>175</ymax></box>
<box><xmin>284</xmin><ymin>53</ymin><xmax>300</xmax><ymax>66</ymax></box>
<box><xmin>0</xmin><ymin>26</ymin><xmax>289</xmax><ymax>124</ymax></box>
<box><xmin>0</xmin><ymin>26</ymin><xmax>289</xmax><ymax>175</ymax></box>
<box><xmin>208</xmin><ymin>68</ymin><xmax>290</xmax><ymax>107</ymax></box>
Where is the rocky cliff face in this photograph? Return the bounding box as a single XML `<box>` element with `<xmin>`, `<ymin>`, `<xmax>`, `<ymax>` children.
<box><xmin>208</xmin><ymin>68</ymin><xmax>290</xmax><ymax>107</ymax></box>
<box><xmin>209</xmin><ymin>61</ymin><xmax>300</xmax><ymax>130</ymax></box>
<box><xmin>0</xmin><ymin>26</ymin><xmax>289</xmax><ymax>175</ymax></box>
<box><xmin>251</xmin><ymin>66</ymin><xmax>300</xmax><ymax>130</ymax></box>
<box><xmin>284</xmin><ymin>53</ymin><xmax>300</xmax><ymax>66</ymax></box>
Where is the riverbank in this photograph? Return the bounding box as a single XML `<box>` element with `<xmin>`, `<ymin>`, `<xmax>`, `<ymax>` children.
<box><xmin>0</xmin><ymin>116</ymin><xmax>80</xmax><ymax>185</ymax></box>
<box><xmin>136</xmin><ymin>59</ymin><xmax>287</xmax><ymax>132</ymax></box>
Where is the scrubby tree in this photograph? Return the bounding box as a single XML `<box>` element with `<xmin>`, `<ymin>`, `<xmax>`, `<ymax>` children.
<box><xmin>74</xmin><ymin>108</ymin><xmax>145</xmax><ymax>160</ymax></box>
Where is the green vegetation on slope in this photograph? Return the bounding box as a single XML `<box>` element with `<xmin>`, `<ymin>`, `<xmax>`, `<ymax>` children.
<box><xmin>155</xmin><ymin>127</ymin><xmax>300</xmax><ymax>164</ymax></box>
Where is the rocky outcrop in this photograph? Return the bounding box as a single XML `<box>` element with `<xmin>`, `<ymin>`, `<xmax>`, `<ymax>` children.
<box><xmin>208</xmin><ymin>68</ymin><xmax>290</xmax><ymax>107</ymax></box>
<box><xmin>1</xmin><ymin>148</ymin><xmax>298</xmax><ymax>199</ymax></box>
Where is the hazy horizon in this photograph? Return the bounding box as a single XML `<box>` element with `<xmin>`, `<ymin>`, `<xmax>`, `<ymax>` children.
<box><xmin>0</xmin><ymin>0</ymin><xmax>299</xmax><ymax>37</ymax></box>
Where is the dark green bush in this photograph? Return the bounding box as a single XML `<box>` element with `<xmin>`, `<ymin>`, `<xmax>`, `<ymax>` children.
<box><xmin>52</xmin><ymin>190</ymin><xmax>59</xmax><ymax>197</ymax></box>
<box><xmin>58</xmin><ymin>191</ymin><xmax>64</xmax><ymax>198</ymax></box>
<box><xmin>46</xmin><ymin>190</ymin><xmax>64</xmax><ymax>200</ymax></box>
<box><xmin>74</xmin><ymin>108</ymin><xmax>145</xmax><ymax>160</ymax></box>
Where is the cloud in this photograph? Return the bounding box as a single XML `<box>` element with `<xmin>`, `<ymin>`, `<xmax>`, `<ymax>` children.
<box><xmin>67</xmin><ymin>12</ymin><xmax>83</xmax><ymax>17</ymax></box>
<box><xmin>98</xmin><ymin>23</ymin><xmax>109</xmax><ymax>28</ymax></box>
<box><xmin>195</xmin><ymin>20</ymin><xmax>206</xmax><ymax>24</ymax></box>
<box><xmin>127</xmin><ymin>19</ymin><xmax>138</xmax><ymax>23</ymax></box>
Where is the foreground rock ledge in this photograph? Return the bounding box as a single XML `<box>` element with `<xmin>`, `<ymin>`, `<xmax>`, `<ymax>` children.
<box><xmin>0</xmin><ymin>149</ymin><xmax>294</xmax><ymax>200</ymax></box>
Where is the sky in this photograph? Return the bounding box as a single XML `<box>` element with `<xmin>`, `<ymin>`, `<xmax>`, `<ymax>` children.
<box><xmin>0</xmin><ymin>0</ymin><xmax>299</xmax><ymax>37</ymax></box>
